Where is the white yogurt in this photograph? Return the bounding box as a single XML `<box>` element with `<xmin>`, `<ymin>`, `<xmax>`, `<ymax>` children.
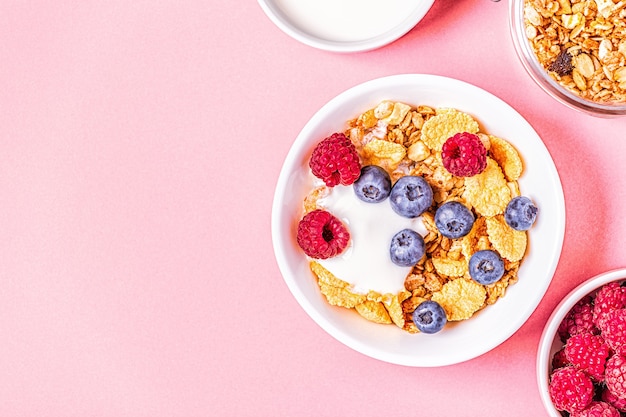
<box><xmin>274</xmin><ymin>0</ymin><xmax>422</xmax><ymax>42</ymax></box>
<box><xmin>317</xmin><ymin>184</ymin><xmax>427</xmax><ymax>295</ymax></box>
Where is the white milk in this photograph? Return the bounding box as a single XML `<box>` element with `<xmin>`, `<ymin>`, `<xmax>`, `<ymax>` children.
<box><xmin>317</xmin><ymin>184</ymin><xmax>427</xmax><ymax>295</ymax></box>
<box><xmin>274</xmin><ymin>0</ymin><xmax>422</xmax><ymax>42</ymax></box>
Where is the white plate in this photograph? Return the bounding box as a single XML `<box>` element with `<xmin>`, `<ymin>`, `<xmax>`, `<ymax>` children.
<box><xmin>257</xmin><ymin>0</ymin><xmax>435</xmax><ymax>53</ymax></box>
<box><xmin>271</xmin><ymin>74</ymin><xmax>566</xmax><ymax>366</ymax></box>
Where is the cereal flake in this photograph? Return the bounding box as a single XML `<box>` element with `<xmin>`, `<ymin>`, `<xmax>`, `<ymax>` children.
<box><xmin>463</xmin><ymin>158</ymin><xmax>512</xmax><ymax>216</ymax></box>
<box><xmin>485</xmin><ymin>215</ymin><xmax>528</xmax><ymax>262</ymax></box>
<box><xmin>431</xmin><ymin>278</ymin><xmax>487</xmax><ymax>321</ymax></box>
<box><xmin>420</xmin><ymin>108</ymin><xmax>480</xmax><ymax>151</ymax></box>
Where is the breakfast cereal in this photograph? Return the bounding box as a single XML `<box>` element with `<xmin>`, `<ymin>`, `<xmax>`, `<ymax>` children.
<box><xmin>297</xmin><ymin>101</ymin><xmax>537</xmax><ymax>333</ymax></box>
<box><xmin>523</xmin><ymin>0</ymin><xmax>626</xmax><ymax>103</ymax></box>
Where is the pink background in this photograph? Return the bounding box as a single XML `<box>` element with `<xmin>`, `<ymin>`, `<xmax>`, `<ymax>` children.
<box><xmin>1</xmin><ymin>0</ymin><xmax>626</xmax><ymax>415</ymax></box>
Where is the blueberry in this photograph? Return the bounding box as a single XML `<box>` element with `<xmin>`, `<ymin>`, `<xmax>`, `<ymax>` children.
<box><xmin>469</xmin><ymin>250</ymin><xmax>505</xmax><ymax>285</ymax></box>
<box><xmin>434</xmin><ymin>201</ymin><xmax>475</xmax><ymax>239</ymax></box>
<box><xmin>389</xmin><ymin>176</ymin><xmax>433</xmax><ymax>218</ymax></box>
<box><xmin>412</xmin><ymin>300</ymin><xmax>447</xmax><ymax>334</ymax></box>
<box><xmin>353</xmin><ymin>165</ymin><xmax>391</xmax><ymax>203</ymax></box>
<box><xmin>504</xmin><ymin>196</ymin><xmax>538</xmax><ymax>231</ymax></box>
<box><xmin>389</xmin><ymin>229</ymin><xmax>425</xmax><ymax>267</ymax></box>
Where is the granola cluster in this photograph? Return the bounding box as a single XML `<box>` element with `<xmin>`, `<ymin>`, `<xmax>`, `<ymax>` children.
<box><xmin>303</xmin><ymin>101</ymin><xmax>530</xmax><ymax>333</ymax></box>
<box><xmin>523</xmin><ymin>0</ymin><xmax>626</xmax><ymax>103</ymax></box>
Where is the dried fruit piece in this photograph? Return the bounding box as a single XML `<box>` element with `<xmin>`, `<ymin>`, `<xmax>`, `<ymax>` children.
<box><xmin>431</xmin><ymin>278</ymin><xmax>486</xmax><ymax>321</ymax></box>
<box><xmin>548</xmin><ymin>49</ymin><xmax>574</xmax><ymax>76</ymax></box>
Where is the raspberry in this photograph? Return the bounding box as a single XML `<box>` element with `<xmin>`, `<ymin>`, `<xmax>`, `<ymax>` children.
<box><xmin>552</xmin><ymin>347</ymin><xmax>570</xmax><ymax>370</ymax></box>
<box><xmin>309</xmin><ymin>133</ymin><xmax>361</xmax><ymax>187</ymax></box>
<box><xmin>602</xmin><ymin>309</ymin><xmax>626</xmax><ymax>356</ymax></box>
<box><xmin>558</xmin><ymin>295</ymin><xmax>598</xmax><ymax>342</ymax></box>
<box><xmin>601</xmin><ymin>388</ymin><xmax>626</xmax><ymax>413</ymax></box>
<box><xmin>594</xmin><ymin>282</ymin><xmax>626</xmax><ymax>330</ymax></box>
<box><xmin>441</xmin><ymin>132</ymin><xmax>487</xmax><ymax>177</ymax></box>
<box><xmin>571</xmin><ymin>401</ymin><xmax>620</xmax><ymax>417</ymax></box>
<box><xmin>605</xmin><ymin>354</ymin><xmax>626</xmax><ymax>400</ymax></box>
<box><xmin>296</xmin><ymin>209</ymin><xmax>350</xmax><ymax>259</ymax></box>
<box><xmin>549</xmin><ymin>366</ymin><xmax>594</xmax><ymax>412</ymax></box>
<box><xmin>565</xmin><ymin>332</ymin><xmax>610</xmax><ymax>381</ymax></box>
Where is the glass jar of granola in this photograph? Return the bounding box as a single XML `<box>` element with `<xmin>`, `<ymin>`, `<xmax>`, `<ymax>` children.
<box><xmin>510</xmin><ymin>0</ymin><xmax>626</xmax><ymax>116</ymax></box>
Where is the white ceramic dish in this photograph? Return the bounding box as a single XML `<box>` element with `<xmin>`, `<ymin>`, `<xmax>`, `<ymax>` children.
<box><xmin>257</xmin><ymin>0</ymin><xmax>435</xmax><ymax>53</ymax></box>
<box><xmin>537</xmin><ymin>269</ymin><xmax>626</xmax><ymax>416</ymax></box>
<box><xmin>271</xmin><ymin>74</ymin><xmax>566</xmax><ymax>367</ymax></box>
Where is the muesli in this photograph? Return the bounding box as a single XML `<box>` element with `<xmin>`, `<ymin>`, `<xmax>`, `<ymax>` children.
<box><xmin>296</xmin><ymin>101</ymin><xmax>538</xmax><ymax>333</ymax></box>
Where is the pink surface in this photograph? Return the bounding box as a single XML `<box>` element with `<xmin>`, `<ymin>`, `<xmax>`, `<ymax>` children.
<box><xmin>1</xmin><ymin>0</ymin><xmax>626</xmax><ymax>415</ymax></box>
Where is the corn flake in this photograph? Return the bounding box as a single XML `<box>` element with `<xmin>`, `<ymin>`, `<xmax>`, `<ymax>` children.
<box><xmin>310</xmin><ymin>261</ymin><xmax>348</xmax><ymax>288</ymax></box>
<box><xmin>382</xmin><ymin>291</ymin><xmax>411</xmax><ymax>328</ymax></box>
<box><xmin>489</xmin><ymin>135</ymin><xmax>523</xmax><ymax>181</ymax></box>
<box><xmin>318</xmin><ymin>282</ymin><xmax>366</xmax><ymax>308</ymax></box>
<box><xmin>463</xmin><ymin>158</ymin><xmax>511</xmax><ymax>216</ymax></box>
<box><xmin>362</xmin><ymin>139</ymin><xmax>406</xmax><ymax>168</ymax></box>
<box><xmin>431</xmin><ymin>278</ymin><xmax>486</xmax><ymax>321</ymax></box>
<box><xmin>355</xmin><ymin>300</ymin><xmax>392</xmax><ymax>324</ymax></box>
<box><xmin>311</xmin><ymin>262</ymin><xmax>366</xmax><ymax>308</ymax></box>
<box><xmin>432</xmin><ymin>256</ymin><xmax>468</xmax><ymax>277</ymax></box>
<box><xmin>485</xmin><ymin>216</ymin><xmax>527</xmax><ymax>262</ymax></box>
<box><xmin>381</xmin><ymin>102</ymin><xmax>412</xmax><ymax>125</ymax></box>
<box><xmin>461</xmin><ymin>216</ymin><xmax>489</xmax><ymax>260</ymax></box>
<box><xmin>420</xmin><ymin>108</ymin><xmax>480</xmax><ymax>151</ymax></box>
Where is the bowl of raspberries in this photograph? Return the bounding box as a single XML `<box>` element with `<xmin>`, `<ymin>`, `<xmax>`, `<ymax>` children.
<box><xmin>538</xmin><ymin>269</ymin><xmax>626</xmax><ymax>416</ymax></box>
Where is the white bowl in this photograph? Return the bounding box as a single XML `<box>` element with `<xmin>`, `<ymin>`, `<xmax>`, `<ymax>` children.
<box><xmin>537</xmin><ymin>269</ymin><xmax>626</xmax><ymax>416</ymax></box>
<box><xmin>257</xmin><ymin>0</ymin><xmax>435</xmax><ymax>53</ymax></box>
<box><xmin>271</xmin><ymin>74</ymin><xmax>566</xmax><ymax>367</ymax></box>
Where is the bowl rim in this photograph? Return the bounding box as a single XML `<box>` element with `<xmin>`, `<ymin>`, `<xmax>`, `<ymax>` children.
<box><xmin>256</xmin><ymin>0</ymin><xmax>435</xmax><ymax>53</ymax></box>
<box><xmin>272</xmin><ymin>73</ymin><xmax>566</xmax><ymax>367</ymax></box>
<box><xmin>508</xmin><ymin>0</ymin><xmax>626</xmax><ymax>117</ymax></box>
<box><xmin>536</xmin><ymin>268</ymin><xmax>626</xmax><ymax>416</ymax></box>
